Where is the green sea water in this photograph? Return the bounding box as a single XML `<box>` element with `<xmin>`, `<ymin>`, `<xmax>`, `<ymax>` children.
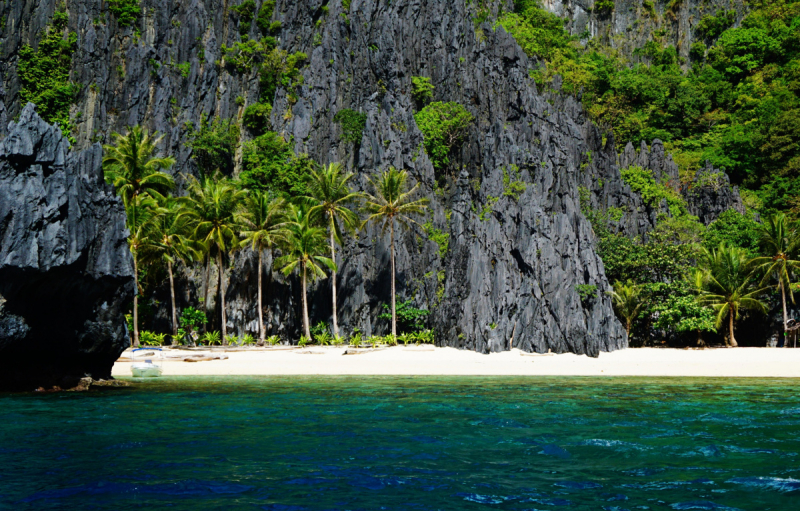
<box><xmin>1</xmin><ymin>376</ymin><xmax>799</xmax><ymax>510</ymax></box>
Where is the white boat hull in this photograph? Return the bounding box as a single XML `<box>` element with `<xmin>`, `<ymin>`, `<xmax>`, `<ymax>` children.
<box><xmin>131</xmin><ymin>362</ymin><xmax>162</xmax><ymax>377</ymax></box>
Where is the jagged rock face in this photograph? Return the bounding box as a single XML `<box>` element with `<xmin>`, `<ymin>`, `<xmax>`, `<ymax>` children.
<box><xmin>682</xmin><ymin>162</ymin><xmax>746</xmax><ymax>225</ymax></box>
<box><xmin>542</xmin><ymin>0</ymin><xmax>749</xmax><ymax>66</ymax></box>
<box><xmin>0</xmin><ymin>104</ymin><xmax>134</xmax><ymax>390</ymax></box>
<box><xmin>1</xmin><ymin>0</ymin><xmax>637</xmax><ymax>355</ymax></box>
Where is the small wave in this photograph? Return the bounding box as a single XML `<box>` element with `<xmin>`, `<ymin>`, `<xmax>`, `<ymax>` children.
<box><xmin>554</xmin><ymin>481</ymin><xmax>602</xmax><ymax>490</ymax></box>
<box><xmin>780</xmin><ymin>407</ymin><xmax>800</xmax><ymax>415</ymax></box>
<box><xmin>455</xmin><ymin>492</ymin><xmax>516</xmax><ymax>504</ymax></box>
<box><xmin>529</xmin><ymin>497</ymin><xmax>573</xmax><ymax>506</ymax></box>
<box><xmin>580</xmin><ymin>439</ymin><xmax>648</xmax><ymax>451</ymax></box>
<box><xmin>727</xmin><ymin>476</ymin><xmax>800</xmax><ymax>493</ymax></box>
<box><xmin>670</xmin><ymin>501</ymin><xmax>743</xmax><ymax>510</ymax></box>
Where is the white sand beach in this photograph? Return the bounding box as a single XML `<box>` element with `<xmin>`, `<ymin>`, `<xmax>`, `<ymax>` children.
<box><xmin>112</xmin><ymin>346</ymin><xmax>800</xmax><ymax>378</ymax></box>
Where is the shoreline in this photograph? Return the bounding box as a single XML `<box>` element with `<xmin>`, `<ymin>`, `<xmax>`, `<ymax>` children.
<box><xmin>111</xmin><ymin>346</ymin><xmax>800</xmax><ymax>378</ymax></box>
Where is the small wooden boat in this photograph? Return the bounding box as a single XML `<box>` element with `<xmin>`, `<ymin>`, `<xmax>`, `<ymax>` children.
<box><xmin>131</xmin><ymin>348</ymin><xmax>163</xmax><ymax>377</ymax></box>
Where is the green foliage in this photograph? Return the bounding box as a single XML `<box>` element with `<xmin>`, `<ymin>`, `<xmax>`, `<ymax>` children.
<box><xmin>378</xmin><ymin>300</ymin><xmax>430</xmax><ymax>332</ymax></box>
<box><xmin>201</xmin><ymin>331</ymin><xmax>221</xmax><ymax>346</ymax></box>
<box><xmin>242</xmin><ymin>102</ymin><xmax>273</xmax><ymax>134</ymax></box>
<box><xmin>221</xmin><ymin>39</ymin><xmax>306</xmax><ymax>104</ymax></box>
<box><xmin>241</xmin><ymin>132</ymin><xmax>317</xmax><ymax>196</ymax></box>
<box><xmin>266</xmin><ymin>335</ymin><xmax>281</xmax><ymax>345</ymax></box>
<box><xmin>108</xmin><ymin>0</ymin><xmax>141</xmax><ymax>28</ymax></box>
<box><xmin>414</xmin><ymin>102</ymin><xmax>474</xmax><ymax>170</ymax></box>
<box><xmin>179</xmin><ymin>307</ymin><xmax>207</xmax><ymax>333</ymax></box>
<box><xmin>333</xmin><ymin>109</ymin><xmax>367</xmax><ymax>143</ymax></box>
<box><xmin>620</xmin><ymin>166</ymin><xmax>685</xmax><ymax>215</ymax></box>
<box><xmin>311</xmin><ymin>321</ymin><xmax>332</xmax><ymax>345</ymax></box>
<box><xmin>243</xmin><ymin>333</ymin><xmax>256</xmax><ymax>345</ymax></box>
<box><xmin>575</xmin><ymin>284</ymin><xmax>597</xmax><ymax>302</ymax></box>
<box><xmin>176</xmin><ymin>62</ymin><xmax>191</xmax><ymax>78</ymax></box>
<box><xmin>139</xmin><ymin>330</ymin><xmax>167</xmax><ymax>346</ymax></box>
<box><xmin>695</xmin><ymin>9</ymin><xmax>736</xmax><ymax>40</ymax></box>
<box><xmin>18</xmin><ymin>11</ymin><xmax>78</xmax><ymax>141</ymax></box>
<box><xmin>232</xmin><ymin>0</ymin><xmax>256</xmax><ymax>34</ymax></box>
<box><xmin>187</xmin><ymin>115</ymin><xmax>240</xmax><ymax>176</ymax></box>
<box><xmin>703</xmin><ymin>209</ymin><xmax>761</xmax><ymax>255</ymax></box>
<box><xmin>653</xmin><ymin>294</ymin><xmax>717</xmax><ymax>334</ymax></box>
<box><xmin>256</xmin><ymin>0</ymin><xmax>276</xmax><ymax>34</ymax></box>
<box><xmin>225</xmin><ymin>334</ymin><xmax>241</xmax><ymax>346</ymax></box>
<box><xmin>397</xmin><ymin>329</ymin><xmax>435</xmax><ymax>345</ymax></box>
<box><xmin>411</xmin><ymin>76</ymin><xmax>435</xmax><ymax>104</ymax></box>
<box><xmin>423</xmin><ymin>221</ymin><xmax>450</xmax><ymax>258</ymax></box>
<box><xmin>594</xmin><ymin>0</ymin><xmax>614</xmax><ymax>15</ymax></box>
<box><xmin>502</xmin><ymin>165</ymin><xmax>527</xmax><ymax>200</ymax></box>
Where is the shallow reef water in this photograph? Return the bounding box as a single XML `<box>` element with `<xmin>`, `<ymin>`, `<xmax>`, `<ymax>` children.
<box><xmin>1</xmin><ymin>376</ymin><xmax>798</xmax><ymax>510</ymax></box>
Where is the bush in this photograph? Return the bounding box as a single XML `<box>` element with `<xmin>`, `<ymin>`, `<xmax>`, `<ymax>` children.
<box><xmin>201</xmin><ymin>331</ymin><xmax>221</xmax><ymax>345</ymax></box>
<box><xmin>179</xmin><ymin>307</ymin><xmax>207</xmax><ymax>334</ymax></box>
<box><xmin>240</xmin><ymin>132</ymin><xmax>316</xmax><ymax>196</ymax></box>
<box><xmin>594</xmin><ymin>0</ymin><xmax>614</xmax><ymax>15</ymax></box>
<box><xmin>18</xmin><ymin>11</ymin><xmax>78</xmax><ymax>141</ymax></box>
<box><xmin>187</xmin><ymin>115</ymin><xmax>240</xmax><ymax>176</ymax></box>
<box><xmin>311</xmin><ymin>321</ymin><xmax>332</xmax><ymax>345</ymax></box>
<box><xmin>414</xmin><ymin>102</ymin><xmax>474</xmax><ymax>170</ymax></box>
<box><xmin>256</xmin><ymin>0</ymin><xmax>276</xmax><ymax>34</ymax></box>
<box><xmin>108</xmin><ymin>0</ymin><xmax>141</xmax><ymax>28</ymax></box>
<box><xmin>333</xmin><ymin>109</ymin><xmax>367</xmax><ymax>143</ymax></box>
<box><xmin>378</xmin><ymin>301</ymin><xmax>430</xmax><ymax>332</ymax></box>
<box><xmin>140</xmin><ymin>331</ymin><xmax>167</xmax><ymax>346</ymax></box>
<box><xmin>411</xmin><ymin>76</ymin><xmax>434</xmax><ymax>104</ymax></box>
<box><xmin>242</xmin><ymin>102</ymin><xmax>272</xmax><ymax>134</ymax></box>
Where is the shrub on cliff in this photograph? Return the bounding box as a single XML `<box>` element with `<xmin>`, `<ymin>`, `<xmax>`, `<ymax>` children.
<box><xmin>414</xmin><ymin>102</ymin><xmax>474</xmax><ymax>170</ymax></box>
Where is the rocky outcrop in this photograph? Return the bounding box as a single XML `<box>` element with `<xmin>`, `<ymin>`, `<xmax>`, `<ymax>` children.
<box><xmin>0</xmin><ymin>104</ymin><xmax>134</xmax><ymax>390</ymax></box>
<box><xmin>682</xmin><ymin>162</ymin><xmax>746</xmax><ymax>225</ymax></box>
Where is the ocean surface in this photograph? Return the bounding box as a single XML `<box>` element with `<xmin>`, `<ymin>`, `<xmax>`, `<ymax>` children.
<box><xmin>1</xmin><ymin>376</ymin><xmax>798</xmax><ymax>510</ymax></box>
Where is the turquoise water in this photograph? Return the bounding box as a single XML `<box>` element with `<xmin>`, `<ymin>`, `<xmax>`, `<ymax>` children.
<box><xmin>1</xmin><ymin>377</ymin><xmax>799</xmax><ymax>510</ymax></box>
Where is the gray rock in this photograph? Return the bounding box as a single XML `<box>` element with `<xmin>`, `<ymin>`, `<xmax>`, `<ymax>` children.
<box><xmin>0</xmin><ymin>104</ymin><xmax>134</xmax><ymax>390</ymax></box>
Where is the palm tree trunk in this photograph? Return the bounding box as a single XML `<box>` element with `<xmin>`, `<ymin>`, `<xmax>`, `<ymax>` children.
<box><xmin>302</xmin><ymin>263</ymin><xmax>311</xmax><ymax>341</ymax></box>
<box><xmin>202</xmin><ymin>254</ymin><xmax>211</xmax><ymax>333</ymax></box>
<box><xmin>168</xmin><ymin>260</ymin><xmax>177</xmax><ymax>341</ymax></box>
<box><xmin>390</xmin><ymin>219</ymin><xmax>397</xmax><ymax>339</ymax></box>
<box><xmin>257</xmin><ymin>249</ymin><xmax>264</xmax><ymax>345</ymax></box>
<box><xmin>729</xmin><ymin>309</ymin><xmax>738</xmax><ymax>347</ymax></box>
<box><xmin>218</xmin><ymin>250</ymin><xmax>227</xmax><ymax>342</ymax></box>
<box><xmin>330</xmin><ymin>228</ymin><xmax>339</xmax><ymax>338</ymax></box>
<box><xmin>625</xmin><ymin>320</ymin><xmax>631</xmax><ymax>338</ymax></box>
<box><xmin>781</xmin><ymin>279</ymin><xmax>789</xmax><ymax>348</ymax></box>
<box><xmin>133</xmin><ymin>256</ymin><xmax>140</xmax><ymax>348</ymax></box>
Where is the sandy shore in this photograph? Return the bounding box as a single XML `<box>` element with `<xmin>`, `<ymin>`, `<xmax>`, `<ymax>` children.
<box><xmin>111</xmin><ymin>346</ymin><xmax>800</xmax><ymax>378</ymax></box>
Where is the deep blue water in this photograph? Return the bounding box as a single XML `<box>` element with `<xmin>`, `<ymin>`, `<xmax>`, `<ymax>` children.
<box><xmin>1</xmin><ymin>376</ymin><xmax>799</xmax><ymax>510</ymax></box>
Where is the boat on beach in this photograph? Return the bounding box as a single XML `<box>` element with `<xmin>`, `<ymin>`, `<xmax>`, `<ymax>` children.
<box><xmin>130</xmin><ymin>348</ymin><xmax>163</xmax><ymax>377</ymax></box>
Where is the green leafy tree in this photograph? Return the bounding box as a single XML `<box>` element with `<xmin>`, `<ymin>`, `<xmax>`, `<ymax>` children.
<box><xmin>140</xmin><ymin>197</ymin><xmax>201</xmax><ymax>339</ymax></box>
<box><xmin>187</xmin><ymin>115</ymin><xmax>240</xmax><ymax>177</ymax></box>
<box><xmin>751</xmin><ymin>214</ymin><xmax>800</xmax><ymax>339</ymax></box>
<box><xmin>414</xmin><ymin>102</ymin><xmax>474</xmax><ymax>170</ymax></box>
<box><xmin>238</xmin><ymin>192</ymin><xmax>289</xmax><ymax>344</ymax></box>
<box><xmin>102</xmin><ymin>126</ymin><xmax>176</xmax><ymax>205</ymax></box>
<box><xmin>305</xmin><ymin>163</ymin><xmax>362</xmax><ymax>337</ymax></box>
<box><xmin>697</xmin><ymin>244</ymin><xmax>768</xmax><ymax>347</ymax></box>
<box><xmin>276</xmin><ymin>204</ymin><xmax>336</xmax><ymax>341</ymax></box>
<box><xmin>108</xmin><ymin>0</ymin><xmax>141</xmax><ymax>27</ymax></box>
<box><xmin>17</xmin><ymin>11</ymin><xmax>78</xmax><ymax>140</ymax></box>
<box><xmin>653</xmin><ymin>292</ymin><xmax>717</xmax><ymax>346</ymax></box>
<box><xmin>411</xmin><ymin>76</ymin><xmax>434</xmax><ymax>105</ymax></box>
<box><xmin>610</xmin><ymin>280</ymin><xmax>644</xmax><ymax>338</ymax></box>
<box><xmin>181</xmin><ymin>175</ymin><xmax>246</xmax><ymax>341</ymax></box>
<box><xmin>241</xmin><ymin>132</ymin><xmax>316</xmax><ymax>196</ymax></box>
<box><xmin>363</xmin><ymin>168</ymin><xmax>429</xmax><ymax>337</ymax></box>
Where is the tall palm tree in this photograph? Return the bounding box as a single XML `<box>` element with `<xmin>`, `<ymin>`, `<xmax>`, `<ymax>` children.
<box><xmin>751</xmin><ymin>213</ymin><xmax>800</xmax><ymax>343</ymax></box>
<box><xmin>238</xmin><ymin>192</ymin><xmax>289</xmax><ymax>344</ymax></box>
<box><xmin>125</xmin><ymin>195</ymin><xmax>162</xmax><ymax>347</ymax></box>
<box><xmin>305</xmin><ymin>163</ymin><xmax>362</xmax><ymax>338</ymax></box>
<box><xmin>276</xmin><ymin>204</ymin><xmax>336</xmax><ymax>342</ymax></box>
<box><xmin>610</xmin><ymin>280</ymin><xmax>643</xmax><ymax>338</ymax></box>
<box><xmin>140</xmin><ymin>197</ymin><xmax>202</xmax><ymax>340</ymax></box>
<box><xmin>363</xmin><ymin>168</ymin><xmax>429</xmax><ymax>338</ymax></box>
<box><xmin>181</xmin><ymin>175</ymin><xmax>246</xmax><ymax>341</ymax></box>
<box><xmin>102</xmin><ymin>125</ymin><xmax>175</xmax><ymax>205</ymax></box>
<box><xmin>697</xmin><ymin>244</ymin><xmax>768</xmax><ymax>347</ymax></box>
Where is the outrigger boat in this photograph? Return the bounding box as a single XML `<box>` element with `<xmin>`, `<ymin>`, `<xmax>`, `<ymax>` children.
<box><xmin>130</xmin><ymin>348</ymin><xmax>164</xmax><ymax>377</ymax></box>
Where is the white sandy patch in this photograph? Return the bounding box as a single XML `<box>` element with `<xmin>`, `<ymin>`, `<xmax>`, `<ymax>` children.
<box><xmin>111</xmin><ymin>346</ymin><xmax>800</xmax><ymax>378</ymax></box>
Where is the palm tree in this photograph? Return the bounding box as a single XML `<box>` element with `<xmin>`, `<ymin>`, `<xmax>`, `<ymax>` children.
<box><xmin>181</xmin><ymin>175</ymin><xmax>246</xmax><ymax>341</ymax></box>
<box><xmin>610</xmin><ymin>280</ymin><xmax>643</xmax><ymax>338</ymax></box>
<box><xmin>238</xmin><ymin>192</ymin><xmax>289</xmax><ymax>344</ymax></box>
<box><xmin>102</xmin><ymin>125</ymin><xmax>175</xmax><ymax>205</ymax></box>
<box><xmin>697</xmin><ymin>244</ymin><xmax>768</xmax><ymax>347</ymax></box>
<box><xmin>363</xmin><ymin>168</ymin><xmax>429</xmax><ymax>338</ymax></box>
<box><xmin>751</xmin><ymin>213</ymin><xmax>800</xmax><ymax>344</ymax></box>
<box><xmin>140</xmin><ymin>197</ymin><xmax>202</xmax><ymax>340</ymax></box>
<box><xmin>276</xmin><ymin>204</ymin><xmax>336</xmax><ymax>341</ymax></box>
<box><xmin>305</xmin><ymin>163</ymin><xmax>362</xmax><ymax>338</ymax></box>
<box><xmin>125</xmin><ymin>195</ymin><xmax>161</xmax><ymax>347</ymax></box>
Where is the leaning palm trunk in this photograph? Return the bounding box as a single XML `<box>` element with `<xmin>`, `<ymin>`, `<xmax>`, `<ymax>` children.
<box><xmin>780</xmin><ymin>279</ymin><xmax>790</xmax><ymax>348</ymax></box>
<box><xmin>218</xmin><ymin>251</ymin><xmax>227</xmax><ymax>341</ymax></box>
<box><xmin>301</xmin><ymin>263</ymin><xmax>311</xmax><ymax>340</ymax></box>
<box><xmin>133</xmin><ymin>257</ymin><xmax>140</xmax><ymax>347</ymax></box>
<box><xmin>257</xmin><ymin>250</ymin><xmax>265</xmax><ymax>345</ymax></box>
<box><xmin>728</xmin><ymin>309</ymin><xmax>738</xmax><ymax>347</ymax></box>
<box><xmin>330</xmin><ymin>229</ymin><xmax>339</xmax><ymax>338</ymax></box>
<box><xmin>168</xmin><ymin>260</ymin><xmax>177</xmax><ymax>340</ymax></box>
<box><xmin>390</xmin><ymin>220</ymin><xmax>397</xmax><ymax>339</ymax></box>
